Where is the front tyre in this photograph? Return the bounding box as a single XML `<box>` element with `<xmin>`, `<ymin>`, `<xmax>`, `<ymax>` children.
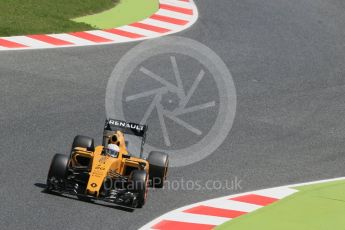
<box><xmin>46</xmin><ymin>154</ymin><xmax>69</xmax><ymax>191</ymax></box>
<box><xmin>130</xmin><ymin>170</ymin><xmax>148</xmax><ymax>208</ymax></box>
<box><xmin>72</xmin><ymin>135</ymin><xmax>95</xmax><ymax>151</ymax></box>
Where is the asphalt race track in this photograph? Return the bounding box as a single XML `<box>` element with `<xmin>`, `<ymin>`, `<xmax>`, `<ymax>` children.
<box><xmin>1</xmin><ymin>0</ymin><xmax>345</xmax><ymax>229</ymax></box>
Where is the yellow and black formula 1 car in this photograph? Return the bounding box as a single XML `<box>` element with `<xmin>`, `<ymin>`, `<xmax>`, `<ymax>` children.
<box><xmin>46</xmin><ymin>119</ymin><xmax>169</xmax><ymax>208</ymax></box>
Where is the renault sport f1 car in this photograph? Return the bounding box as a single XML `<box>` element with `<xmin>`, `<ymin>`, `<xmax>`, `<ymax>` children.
<box><xmin>46</xmin><ymin>119</ymin><xmax>169</xmax><ymax>208</ymax></box>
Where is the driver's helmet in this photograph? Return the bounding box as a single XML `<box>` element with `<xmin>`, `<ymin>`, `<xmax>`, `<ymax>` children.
<box><xmin>107</xmin><ymin>144</ymin><xmax>120</xmax><ymax>157</ymax></box>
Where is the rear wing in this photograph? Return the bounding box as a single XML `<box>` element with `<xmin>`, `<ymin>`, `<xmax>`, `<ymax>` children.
<box><xmin>104</xmin><ymin>119</ymin><xmax>148</xmax><ymax>136</ymax></box>
<box><xmin>103</xmin><ymin>119</ymin><xmax>148</xmax><ymax>157</ymax></box>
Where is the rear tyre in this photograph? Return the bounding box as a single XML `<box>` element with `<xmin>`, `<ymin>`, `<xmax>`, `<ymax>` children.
<box><xmin>147</xmin><ymin>151</ymin><xmax>169</xmax><ymax>188</ymax></box>
<box><xmin>72</xmin><ymin>135</ymin><xmax>95</xmax><ymax>151</ymax></box>
<box><xmin>46</xmin><ymin>154</ymin><xmax>69</xmax><ymax>191</ymax></box>
<box><xmin>130</xmin><ymin>170</ymin><xmax>148</xmax><ymax>208</ymax></box>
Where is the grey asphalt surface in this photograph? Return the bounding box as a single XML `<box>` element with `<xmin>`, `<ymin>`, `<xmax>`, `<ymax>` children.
<box><xmin>1</xmin><ymin>0</ymin><xmax>345</xmax><ymax>229</ymax></box>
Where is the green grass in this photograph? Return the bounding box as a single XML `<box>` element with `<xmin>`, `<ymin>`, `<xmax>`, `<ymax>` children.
<box><xmin>73</xmin><ymin>0</ymin><xmax>159</xmax><ymax>29</ymax></box>
<box><xmin>216</xmin><ymin>179</ymin><xmax>345</xmax><ymax>230</ymax></box>
<box><xmin>0</xmin><ymin>0</ymin><xmax>158</xmax><ymax>37</ymax></box>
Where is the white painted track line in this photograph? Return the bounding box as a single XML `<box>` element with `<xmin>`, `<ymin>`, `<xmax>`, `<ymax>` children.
<box><xmin>162</xmin><ymin>212</ymin><xmax>230</xmax><ymax>225</ymax></box>
<box><xmin>3</xmin><ymin>36</ymin><xmax>53</xmax><ymax>48</ymax></box>
<box><xmin>140</xmin><ymin>18</ymin><xmax>182</xmax><ymax>31</ymax></box>
<box><xmin>118</xmin><ymin>25</ymin><xmax>161</xmax><ymax>37</ymax></box>
<box><xmin>254</xmin><ymin>187</ymin><xmax>298</xmax><ymax>199</ymax></box>
<box><xmin>86</xmin><ymin>30</ymin><xmax>128</xmax><ymax>42</ymax></box>
<box><xmin>160</xmin><ymin>0</ymin><xmax>192</xmax><ymax>8</ymax></box>
<box><xmin>155</xmin><ymin>9</ymin><xmax>193</xmax><ymax>21</ymax></box>
<box><xmin>50</xmin><ymin>34</ymin><xmax>95</xmax><ymax>45</ymax></box>
<box><xmin>203</xmin><ymin>199</ymin><xmax>262</xmax><ymax>212</ymax></box>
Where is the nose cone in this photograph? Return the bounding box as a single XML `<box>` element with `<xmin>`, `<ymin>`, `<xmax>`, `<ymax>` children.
<box><xmin>87</xmin><ymin>156</ymin><xmax>109</xmax><ymax>196</ymax></box>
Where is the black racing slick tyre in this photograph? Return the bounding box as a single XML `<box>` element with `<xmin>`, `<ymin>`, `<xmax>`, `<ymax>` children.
<box><xmin>72</xmin><ymin>135</ymin><xmax>95</xmax><ymax>151</ymax></box>
<box><xmin>147</xmin><ymin>151</ymin><xmax>169</xmax><ymax>188</ymax></box>
<box><xmin>46</xmin><ymin>154</ymin><xmax>69</xmax><ymax>190</ymax></box>
<box><xmin>130</xmin><ymin>170</ymin><xmax>148</xmax><ymax>208</ymax></box>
